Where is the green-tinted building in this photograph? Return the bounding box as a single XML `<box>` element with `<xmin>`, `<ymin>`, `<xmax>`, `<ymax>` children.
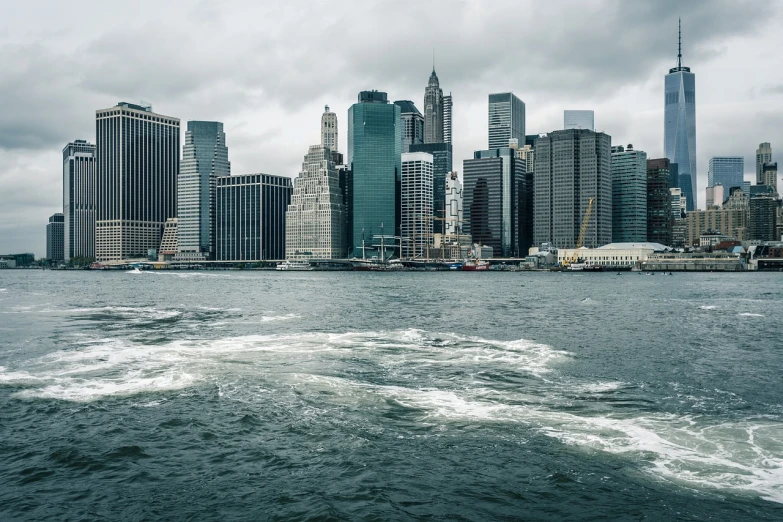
<box><xmin>347</xmin><ymin>91</ymin><xmax>402</xmax><ymax>255</ymax></box>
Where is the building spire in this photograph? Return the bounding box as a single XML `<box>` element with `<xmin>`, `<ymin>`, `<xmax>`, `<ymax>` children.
<box><xmin>677</xmin><ymin>17</ymin><xmax>682</xmax><ymax>68</ymax></box>
<box><xmin>432</xmin><ymin>48</ymin><xmax>435</xmax><ymax>73</ymax></box>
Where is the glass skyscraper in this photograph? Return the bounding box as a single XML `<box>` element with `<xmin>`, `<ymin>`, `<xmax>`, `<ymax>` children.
<box><xmin>394</xmin><ymin>100</ymin><xmax>424</xmax><ymax>153</ymax></box>
<box><xmin>611</xmin><ymin>145</ymin><xmax>648</xmax><ymax>242</ymax></box>
<box><xmin>95</xmin><ymin>102</ymin><xmax>180</xmax><ymax>261</ymax></box>
<box><xmin>347</xmin><ymin>91</ymin><xmax>401</xmax><ymax>255</ymax></box>
<box><xmin>178</xmin><ymin>121</ymin><xmax>230</xmax><ymax>259</ymax></box>
<box><xmin>62</xmin><ymin>140</ymin><xmax>96</xmax><ymax>262</ymax></box>
<box><xmin>564</xmin><ymin>110</ymin><xmax>595</xmax><ymax>131</ymax></box>
<box><xmin>664</xmin><ymin>21</ymin><xmax>697</xmax><ymax>211</ymax></box>
<box><xmin>488</xmin><ymin>93</ymin><xmax>525</xmax><ymax>149</ymax></box>
<box><xmin>409</xmin><ymin>142</ymin><xmax>453</xmax><ymax>234</ymax></box>
<box><xmin>708</xmin><ymin>157</ymin><xmax>743</xmax><ymax>194</ymax></box>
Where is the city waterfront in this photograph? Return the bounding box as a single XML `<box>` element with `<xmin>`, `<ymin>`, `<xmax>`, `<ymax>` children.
<box><xmin>0</xmin><ymin>271</ymin><xmax>782</xmax><ymax>519</ymax></box>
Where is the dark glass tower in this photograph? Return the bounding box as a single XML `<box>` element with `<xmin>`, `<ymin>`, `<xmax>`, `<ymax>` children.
<box><xmin>488</xmin><ymin>93</ymin><xmax>525</xmax><ymax>149</ymax></box>
<box><xmin>647</xmin><ymin>158</ymin><xmax>672</xmax><ymax>245</ymax></box>
<box><xmin>62</xmin><ymin>140</ymin><xmax>96</xmax><ymax>262</ymax></box>
<box><xmin>664</xmin><ymin>20</ymin><xmax>697</xmax><ymax>210</ymax></box>
<box><xmin>347</xmin><ymin>91</ymin><xmax>402</xmax><ymax>254</ymax></box>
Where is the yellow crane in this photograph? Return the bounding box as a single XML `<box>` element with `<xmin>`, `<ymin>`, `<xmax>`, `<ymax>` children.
<box><xmin>565</xmin><ymin>197</ymin><xmax>594</xmax><ymax>266</ymax></box>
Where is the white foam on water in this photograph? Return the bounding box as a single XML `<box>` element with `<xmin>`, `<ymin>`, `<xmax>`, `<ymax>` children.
<box><xmin>577</xmin><ymin>381</ymin><xmax>626</xmax><ymax>393</ymax></box>
<box><xmin>260</xmin><ymin>313</ymin><xmax>301</xmax><ymax>322</ymax></box>
<box><xmin>699</xmin><ymin>305</ymin><xmax>719</xmax><ymax>310</ymax></box>
<box><xmin>0</xmin><ymin>288</ymin><xmax>7</xmax><ymax>292</ymax></box>
<box><xmin>739</xmin><ymin>313</ymin><xmax>764</xmax><ymax>317</ymax></box>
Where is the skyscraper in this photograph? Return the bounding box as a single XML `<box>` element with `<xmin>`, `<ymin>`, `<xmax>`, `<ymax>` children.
<box><xmin>46</xmin><ymin>213</ymin><xmax>64</xmax><ymax>263</ymax></box>
<box><xmin>488</xmin><ymin>93</ymin><xmax>525</xmax><ymax>149</ymax></box>
<box><xmin>705</xmin><ymin>185</ymin><xmax>725</xmax><ymax>208</ymax></box>
<box><xmin>463</xmin><ymin>147</ymin><xmax>527</xmax><ymax>256</ymax></box>
<box><xmin>664</xmin><ymin>20</ymin><xmax>697</xmax><ymax>211</ymax></box>
<box><xmin>749</xmin><ymin>191</ymin><xmax>780</xmax><ymax>241</ymax></box>
<box><xmin>394</xmin><ymin>100</ymin><xmax>424</xmax><ymax>153</ymax></box>
<box><xmin>95</xmin><ymin>102</ymin><xmax>180</xmax><ymax>261</ymax></box>
<box><xmin>444</xmin><ymin>171</ymin><xmax>463</xmax><ymax>237</ymax></box>
<box><xmin>564</xmin><ymin>110</ymin><xmax>595</xmax><ymax>131</ymax></box>
<box><xmin>285</xmin><ymin>145</ymin><xmax>345</xmax><ymax>259</ymax></box>
<box><xmin>177</xmin><ymin>121</ymin><xmax>230</xmax><ymax>260</ymax></box>
<box><xmin>762</xmin><ymin>162</ymin><xmax>778</xmax><ymax>191</ymax></box>
<box><xmin>409</xmin><ymin>142</ymin><xmax>452</xmax><ymax>234</ymax></box>
<box><xmin>62</xmin><ymin>140</ymin><xmax>96</xmax><ymax>262</ymax></box>
<box><xmin>215</xmin><ymin>174</ymin><xmax>292</xmax><ymax>261</ymax></box>
<box><xmin>756</xmin><ymin>142</ymin><xmax>772</xmax><ymax>184</ymax></box>
<box><xmin>424</xmin><ymin>68</ymin><xmax>444</xmax><ymax>144</ymax></box>
<box><xmin>708</xmin><ymin>157</ymin><xmax>743</xmax><ymax>193</ymax></box>
<box><xmin>611</xmin><ymin>145</ymin><xmax>648</xmax><ymax>242</ymax></box>
<box><xmin>442</xmin><ymin>93</ymin><xmax>452</xmax><ymax>144</ymax></box>
<box><xmin>400</xmin><ymin>152</ymin><xmax>434</xmax><ymax>258</ymax></box>
<box><xmin>647</xmin><ymin>158</ymin><xmax>672</xmax><ymax>246</ymax></box>
<box><xmin>347</xmin><ymin>91</ymin><xmax>402</xmax><ymax>254</ymax></box>
<box><xmin>321</xmin><ymin>105</ymin><xmax>338</xmax><ymax>153</ymax></box>
<box><xmin>533</xmin><ymin>129</ymin><xmax>612</xmax><ymax>249</ymax></box>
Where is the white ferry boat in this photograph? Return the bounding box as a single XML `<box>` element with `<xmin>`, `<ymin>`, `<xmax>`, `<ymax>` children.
<box><xmin>276</xmin><ymin>260</ymin><xmax>312</xmax><ymax>271</ymax></box>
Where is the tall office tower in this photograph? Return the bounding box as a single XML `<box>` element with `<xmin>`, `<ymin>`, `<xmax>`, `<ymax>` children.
<box><xmin>409</xmin><ymin>143</ymin><xmax>452</xmax><ymax>234</ymax></box>
<box><xmin>177</xmin><ymin>121</ymin><xmax>230</xmax><ymax>260</ymax></box>
<box><xmin>321</xmin><ymin>105</ymin><xmax>338</xmax><ymax>153</ymax></box>
<box><xmin>46</xmin><ymin>213</ymin><xmax>64</xmax><ymax>262</ymax></box>
<box><xmin>442</xmin><ymin>93</ymin><xmax>452</xmax><ymax>144</ymax></box>
<box><xmin>705</xmin><ymin>185</ymin><xmax>725</xmax><ymax>208</ymax></box>
<box><xmin>533</xmin><ymin>129</ymin><xmax>612</xmax><ymax>249</ymax></box>
<box><xmin>400</xmin><ymin>152</ymin><xmax>434</xmax><ymax>258</ymax></box>
<box><xmin>394</xmin><ymin>101</ymin><xmax>424</xmax><ymax>153</ymax></box>
<box><xmin>670</xmin><ymin>188</ymin><xmax>684</xmax><ymax>219</ymax></box>
<box><xmin>611</xmin><ymin>144</ymin><xmax>648</xmax><ymax>242</ymax></box>
<box><xmin>664</xmin><ymin>20</ymin><xmax>697</xmax><ymax>211</ymax></box>
<box><xmin>647</xmin><ymin>158</ymin><xmax>672</xmax><ymax>245</ymax></box>
<box><xmin>564</xmin><ymin>110</ymin><xmax>595</xmax><ymax>131</ymax></box>
<box><xmin>347</xmin><ymin>91</ymin><xmax>401</xmax><ymax>254</ymax></box>
<box><xmin>762</xmin><ymin>162</ymin><xmax>778</xmax><ymax>191</ymax></box>
<box><xmin>749</xmin><ymin>193</ymin><xmax>779</xmax><ymax>241</ymax></box>
<box><xmin>708</xmin><ymin>157</ymin><xmax>743</xmax><ymax>193</ymax></box>
<box><xmin>488</xmin><ymin>93</ymin><xmax>525</xmax><ymax>149</ymax></box>
<box><xmin>215</xmin><ymin>174</ymin><xmax>292</xmax><ymax>261</ymax></box>
<box><xmin>463</xmin><ymin>147</ymin><xmax>527</xmax><ymax>256</ymax></box>
<box><xmin>424</xmin><ymin>68</ymin><xmax>444</xmax><ymax>143</ymax></box>
<box><xmin>95</xmin><ymin>102</ymin><xmax>180</xmax><ymax>261</ymax></box>
<box><xmin>337</xmin><ymin>164</ymin><xmax>353</xmax><ymax>252</ymax></box>
<box><xmin>444</xmin><ymin>172</ymin><xmax>463</xmax><ymax>237</ymax></box>
<box><xmin>285</xmin><ymin>145</ymin><xmax>345</xmax><ymax>259</ymax></box>
<box><xmin>756</xmin><ymin>142</ymin><xmax>772</xmax><ymax>184</ymax></box>
<box><xmin>62</xmin><ymin>140</ymin><xmax>96</xmax><ymax>262</ymax></box>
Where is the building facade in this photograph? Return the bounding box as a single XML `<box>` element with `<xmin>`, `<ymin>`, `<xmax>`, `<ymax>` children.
<box><xmin>564</xmin><ymin>110</ymin><xmax>595</xmax><ymax>131</ymax></box>
<box><xmin>664</xmin><ymin>21</ymin><xmax>697</xmax><ymax>210</ymax></box>
<box><xmin>95</xmin><ymin>102</ymin><xmax>180</xmax><ymax>261</ymax></box>
<box><xmin>347</xmin><ymin>91</ymin><xmax>402</xmax><ymax>254</ymax></box>
<box><xmin>708</xmin><ymin>157</ymin><xmax>743</xmax><ymax>193</ymax></box>
<box><xmin>749</xmin><ymin>192</ymin><xmax>780</xmax><ymax>241</ymax></box>
<box><xmin>321</xmin><ymin>105</ymin><xmax>338</xmax><ymax>153</ymax></box>
<box><xmin>62</xmin><ymin>140</ymin><xmax>96</xmax><ymax>262</ymax></box>
<box><xmin>685</xmin><ymin>208</ymin><xmax>747</xmax><ymax>246</ymax></box>
<box><xmin>394</xmin><ymin>100</ymin><xmax>424</xmax><ymax>153</ymax></box>
<box><xmin>215</xmin><ymin>174</ymin><xmax>292</xmax><ymax>261</ymax></box>
<box><xmin>762</xmin><ymin>162</ymin><xmax>778</xmax><ymax>191</ymax></box>
<box><xmin>705</xmin><ymin>185</ymin><xmax>725</xmax><ymax>208</ymax></box>
<box><xmin>444</xmin><ymin>171</ymin><xmax>463</xmax><ymax>237</ymax></box>
<box><xmin>285</xmin><ymin>145</ymin><xmax>345</xmax><ymax>259</ymax></box>
<box><xmin>647</xmin><ymin>158</ymin><xmax>672</xmax><ymax>246</ymax></box>
<box><xmin>400</xmin><ymin>152</ymin><xmax>434</xmax><ymax>258</ymax></box>
<box><xmin>756</xmin><ymin>142</ymin><xmax>772</xmax><ymax>184</ymax></box>
<box><xmin>409</xmin><ymin>142</ymin><xmax>452</xmax><ymax>234</ymax></box>
<box><xmin>46</xmin><ymin>213</ymin><xmax>64</xmax><ymax>263</ymax></box>
<box><xmin>611</xmin><ymin>145</ymin><xmax>648</xmax><ymax>242</ymax></box>
<box><xmin>177</xmin><ymin>121</ymin><xmax>230</xmax><ymax>260</ymax></box>
<box><xmin>533</xmin><ymin>129</ymin><xmax>613</xmax><ymax>249</ymax></box>
<box><xmin>442</xmin><ymin>93</ymin><xmax>452</xmax><ymax>144</ymax></box>
<box><xmin>488</xmin><ymin>93</ymin><xmax>525</xmax><ymax>149</ymax></box>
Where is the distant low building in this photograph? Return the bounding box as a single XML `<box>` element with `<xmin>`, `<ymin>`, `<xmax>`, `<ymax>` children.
<box><xmin>685</xmin><ymin>208</ymin><xmax>747</xmax><ymax>246</ymax></box>
<box><xmin>557</xmin><ymin>242</ymin><xmax>668</xmax><ymax>268</ymax></box>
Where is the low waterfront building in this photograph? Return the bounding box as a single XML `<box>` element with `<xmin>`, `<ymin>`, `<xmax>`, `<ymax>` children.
<box><xmin>215</xmin><ymin>174</ymin><xmax>293</xmax><ymax>261</ymax></box>
<box><xmin>685</xmin><ymin>208</ymin><xmax>747</xmax><ymax>246</ymax></box>
<box><xmin>642</xmin><ymin>252</ymin><xmax>744</xmax><ymax>271</ymax></box>
<box><xmin>557</xmin><ymin>242</ymin><xmax>667</xmax><ymax>268</ymax></box>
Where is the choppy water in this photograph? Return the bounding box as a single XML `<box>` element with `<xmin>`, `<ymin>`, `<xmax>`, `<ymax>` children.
<box><xmin>1</xmin><ymin>270</ymin><xmax>782</xmax><ymax>520</ymax></box>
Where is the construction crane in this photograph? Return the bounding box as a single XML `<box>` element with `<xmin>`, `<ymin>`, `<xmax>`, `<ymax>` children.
<box><xmin>565</xmin><ymin>197</ymin><xmax>594</xmax><ymax>266</ymax></box>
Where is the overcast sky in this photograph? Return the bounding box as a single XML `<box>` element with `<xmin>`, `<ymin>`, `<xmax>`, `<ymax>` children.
<box><xmin>1</xmin><ymin>0</ymin><xmax>781</xmax><ymax>257</ymax></box>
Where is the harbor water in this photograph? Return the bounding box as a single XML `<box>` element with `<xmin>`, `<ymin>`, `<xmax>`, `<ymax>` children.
<box><xmin>1</xmin><ymin>270</ymin><xmax>782</xmax><ymax>519</ymax></box>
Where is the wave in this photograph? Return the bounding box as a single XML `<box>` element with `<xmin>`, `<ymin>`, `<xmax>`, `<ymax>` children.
<box><xmin>739</xmin><ymin>313</ymin><xmax>765</xmax><ymax>317</ymax></box>
<box><xmin>699</xmin><ymin>305</ymin><xmax>718</xmax><ymax>310</ymax></box>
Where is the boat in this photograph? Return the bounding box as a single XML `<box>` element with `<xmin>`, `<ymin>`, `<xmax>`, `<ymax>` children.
<box><xmin>462</xmin><ymin>259</ymin><xmax>489</xmax><ymax>271</ymax></box>
<box><xmin>276</xmin><ymin>260</ymin><xmax>312</xmax><ymax>271</ymax></box>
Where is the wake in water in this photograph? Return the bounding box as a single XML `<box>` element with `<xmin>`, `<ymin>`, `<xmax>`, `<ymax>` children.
<box><xmin>0</xmin><ymin>328</ymin><xmax>781</xmax><ymax>504</ymax></box>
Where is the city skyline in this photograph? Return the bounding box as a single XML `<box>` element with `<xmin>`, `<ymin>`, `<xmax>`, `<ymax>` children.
<box><xmin>2</xmin><ymin>1</ymin><xmax>783</xmax><ymax>255</ymax></box>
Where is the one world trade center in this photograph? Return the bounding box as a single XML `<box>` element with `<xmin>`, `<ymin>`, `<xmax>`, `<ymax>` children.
<box><xmin>664</xmin><ymin>19</ymin><xmax>696</xmax><ymax>211</ymax></box>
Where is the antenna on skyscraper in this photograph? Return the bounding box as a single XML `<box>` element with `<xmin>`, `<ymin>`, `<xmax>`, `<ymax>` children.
<box><xmin>432</xmin><ymin>48</ymin><xmax>435</xmax><ymax>72</ymax></box>
<box><xmin>677</xmin><ymin>18</ymin><xmax>682</xmax><ymax>68</ymax></box>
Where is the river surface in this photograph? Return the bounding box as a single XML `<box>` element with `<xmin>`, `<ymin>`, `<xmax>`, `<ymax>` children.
<box><xmin>0</xmin><ymin>270</ymin><xmax>782</xmax><ymax>520</ymax></box>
